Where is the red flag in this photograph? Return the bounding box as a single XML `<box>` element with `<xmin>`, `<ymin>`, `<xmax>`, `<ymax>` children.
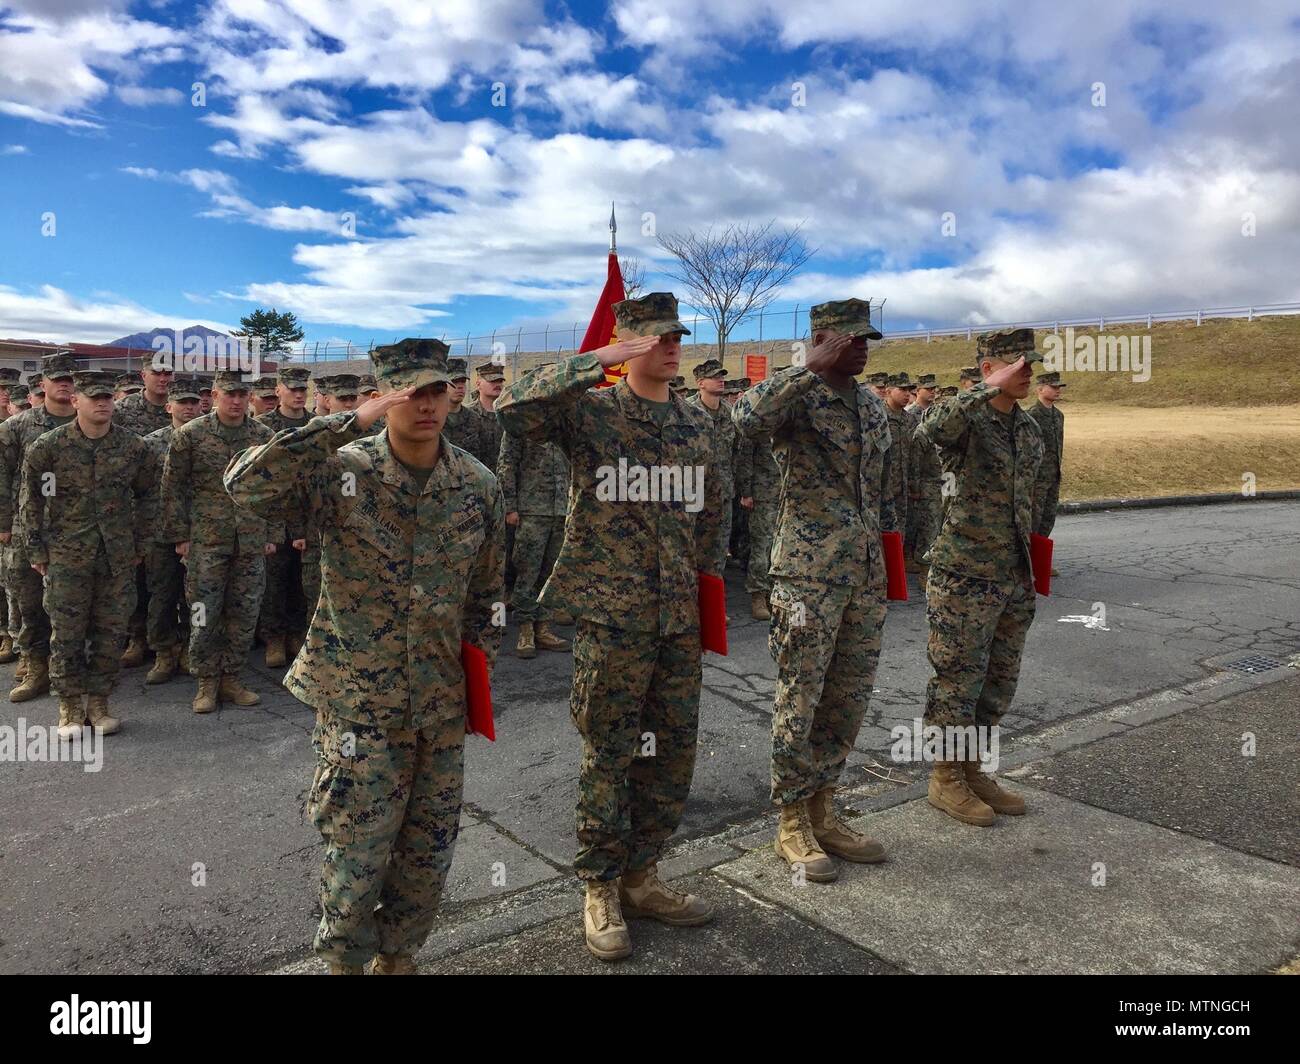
<box><xmin>580</xmin><ymin>252</ymin><xmax>626</xmax><ymax>387</ymax></box>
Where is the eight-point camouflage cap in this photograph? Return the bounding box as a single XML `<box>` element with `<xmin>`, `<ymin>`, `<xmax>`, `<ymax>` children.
<box><xmin>446</xmin><ymin>357</ymin><xmax>468</xmax><ymax>380</ymax></box>
<box><xmin>41</xmin><ymin>353</ymin><xmax>78</xmax><ymax>380</ymax></box>
<box><xmin>115</xmin><ymin>372</ymin><xmax>142</xmax><ymax>391</ymax></box>
<box><xmin>692</xmin><ymin>358</ymin><xmax>728</xmax><ymax>380</ymax></box>
<box><xmin>325</xmin><ymin>373</ymin><xmax>360</xmax><ymax>397</ymax></box>
<box><xmin>8</xmin><ymin>384</ymin><xmax>28</xmax><ymax>404</ymax></box>
<box><xmin>613</xmin><ymin>291</ymin><xmax>691</xmax><ymax>337</ymax></box>
<box><xmin>669</xmin><ymin>375</ymin><xmax>688</xmax><ymax>391</ymax></box>
<box><xmin>168</xmin><ymin>377</ymin><xmax>203</xmax><ymax>401</ymax></box>
<box><xmin>474</xmin><ymin>361</ymin><xmax>506</xmax><ymax>382</ymax></box>
<box><xmin>886</xmin><ymin>372</ymin><xmax>912</xmax><ymax>388</ymax></box>
<box><xmin>213</xmin><ymin>370</ymin><xmax>251</xmax><ymax>392</ymax></box>
<box><xmin>278</xmin><ymin>365</ymin><xmax>311</xmax><ymax>387</ymax></box>
<box><xmin>916</xmin><ymin>373</ymin><xmax>937</xmax><ymax>387</ymax></box>
<box><xmin>938</xmin><ymin>385</ymin><xmax>958</xmax><ymax>397</ymax></box>
<box><xmin>251</xmin><ymin>375</ymin><xmax>278</xmax><ymax>395</ymax></box>
<box><xmin>358</xmin><ymin>374</ymin><xmax>378</xmax><ymax>393</ymax></box>
<box><xmin>867</xmin><ymin>371</ymin><xmax>889</xmax><ymax>386</ymax></box>
<box><xmin>26</xmin><ymin>371</ymin><xmax>44</xmax><ymax>389</ymax></box>
<box><xmin>809</xmin><ymin>298</ymin><xmax>883</xmax><ymax>340</ymax></box>
<box><xmin>372</xmin><ymin>338</ymin><xmax>453</xmax><ymax>392</ymax></box>
<box><xmin>1036</xmin><ymin>370</ymin><xmax>1067</xmax><ymax>387</ymax></box>
<box><xmin>0</xmin><ymin>368</ymin><xmax>20</xmax><ymax>386</ymax></box>
<box><xmin>73</xmin><ymin>370</ymin><xmax>116</xmax><ymax>398</ymax></box>
<box><xmin>958</xmin><ymin>365</ymin><xmax>981</xmax><ymax>382</ymax></box>
<box><xmin>976</xmin><ymin>327</ymin><xmax>1044</xmax><ymax>364</ymax></box>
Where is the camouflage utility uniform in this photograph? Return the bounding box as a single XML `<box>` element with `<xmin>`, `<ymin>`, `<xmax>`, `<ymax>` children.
<box><xmin>225</xmin><ymin>343</ymin><xmax>504</xmax><ymax>971</ymax></box>
<box><xmin>498</xmin><ymin>429</ymin><xmax>569</xmax><ymax>625</ymax></box>
<box><xmin>22</xmin><ymin>420</ymin><xmax>154</xmax><ymax>698</ymax></box>
<box><xmin>496</xmin><ymin>351</ymin><xmax>724</xmax><ymax>883</ymax></box>
<box><xmin>161</xmin><ymin>411</ymin><xmax>279</xmax><ymax>678</ymax></box>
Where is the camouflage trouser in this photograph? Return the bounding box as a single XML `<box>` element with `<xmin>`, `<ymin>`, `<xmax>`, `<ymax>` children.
<box><xmin>924</xmin><ymin>567</ymin><xmax>1036</xmax><ymax>733</ymax></box>
<box><xmin>146</xmin><ymin>543</ymin><xmax>188</xmax><ymax>651</ymax></box>
<box><xmin>571</xmin><ymin>620</ymin><xmax>702</xmax><ymax>881</ymax></box>
<box><xmin>711</xmin><ymin>489</ymin><xmax>733</xmax><ymax>574</ymax></box>
<box><xmin>13</xmin><ymin>543</ymin><xmax>52</xmax><ymax>657</ymax></box>
<box><xmin>1034</xmin><ymin>470</ymin><xmax>1060</xmax><ymax>538</ymax></box>
<box><xmin>3</xmin><ymin>542</ymin><xmax>20</xmax><ymax>641</ymax></box>
<box><xmin>45</xmin><ymin>546</ymin><xmax>135</xmax><ymax>697</ymax></box>
<box><xmin>308</xmin><ymin>710</ymin><xmax>465</xmax><ymax>967</ymax></box>
<box><xmin>129</xmin><ymin>562</ymin><xmax>148</xmax><ymax>641</ymax></box>
<box><xmin>509</xmin><ymin>515</ymin><xmax>564</xmax><ymax>624</ymax></box>
<box><xmin>184</xmin><ymin>543</ymin><xmax>265</xmax><ymax>677</ymax></box>
<box><xmin>743</xmin><ymin>492</ymin><xmax>778</xmax><ymax>594</ymax></box>
<box><xmin>907</xmin><ymin>487</ymin><xmax>943</xmax><ymax>562</ymax></box>
<box><xmin>730</xmin><ymin>496</ymin><xmax>748</xmax><ymax>563</ymax></box>
<box><xmin>259</xmin><ymin>541</ymin><xmax>305</xmax><ymax>638</ymax></box>
<box><xmin>302</xmin><ymin>544</ymin><xmax>321</xmax><ymax>624</ymax></box>
<box><xmin>768</xmin><ymin>573</ymin><xmax>887</xmax><ymax>806</ymax></box>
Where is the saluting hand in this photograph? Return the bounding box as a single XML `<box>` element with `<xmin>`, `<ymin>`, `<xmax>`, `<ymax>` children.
<box><xmin>595</xmin><ymin>335</ymin><xmax>659</xmax><ymax>370</ymax></box>
<box><xmin>355</xmin><ymin>386</ymin><xmax>416</xmax><ymax>430</ymax></box>
<box><xmin>804</xmin><ymin>333</ymin><xmax>854</xmax><ymax>375</ymax></box>
<box><xmin>983</xmin><ymin>356</ymin><xmax>1027</xmax><ymax>392</ymax></box>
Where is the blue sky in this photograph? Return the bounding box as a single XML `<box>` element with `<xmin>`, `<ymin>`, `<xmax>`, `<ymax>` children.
<box><xmin>1</xmin><ymin>0</ymin><xmax>1296</xmax><ymax>350</ymax></box>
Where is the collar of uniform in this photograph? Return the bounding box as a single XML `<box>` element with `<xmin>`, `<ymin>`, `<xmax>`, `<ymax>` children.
<box><xmin>373</xmin><ymin>427</ymin><xmax>465</xmax><ymax>494</ymax></box>
<box><xmin>614</xmin><ymin>378</ymin><xmax>689</xmax><ymax>424</ymax></box>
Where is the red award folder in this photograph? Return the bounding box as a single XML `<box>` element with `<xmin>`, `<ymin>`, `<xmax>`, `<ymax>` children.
<box><xmin>1030</xmin><ymin>533</ymin><xmax>1053</xmax><ymax>596</ymax></box>
<box><xmin>882</xmin><ymin>531</ymin><xmax>908</xmax><ymax>601</ymax></box>
<box><xmin>461</xmin><ymin>641</ymin><xmax>495</xmax><ymax>741</ymax></box>
<box><xmin>698</xmin><ymin>571</ymin><xmax>728</xmax><ymax>656</ymax></box>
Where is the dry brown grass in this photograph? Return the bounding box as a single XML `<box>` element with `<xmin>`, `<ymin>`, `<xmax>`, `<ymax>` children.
<box><xmin>1058</xmin><ymin>405</ymin><xmax>1300</xmax><ymax>501</ymax></box>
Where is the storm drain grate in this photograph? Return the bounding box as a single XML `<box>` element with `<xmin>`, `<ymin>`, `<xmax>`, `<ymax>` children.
<box><xmin>1224</xmin><ymin>655</ymin><xmax>1283</xmax><ymax>674</ymax></box>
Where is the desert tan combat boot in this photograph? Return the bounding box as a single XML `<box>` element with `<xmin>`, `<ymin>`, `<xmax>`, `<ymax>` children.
<box><xmin>534</xmin><ymin>622</ymin><xmax>570</xmax><ymax>652</ymax></box>
<box><xmin>145</xmin><ymin>646</ymin><xmax>179</xmax><ymax>685</ymax></box>
<box><xmin>327</xmin><ymin>961</ymin><xmax>364</xmax><ymax>975</ymax></box>
<box><xmin>14</xmin><ymin>653</ymin><xmax>27</xmax><ymax>680</ymax></box>
<box><xmin>0</xmin><ymin>633</ymin><xmax>16</xmax><ymax>663</ymax></box>
<box><xmin>516</xmin><ymin>622</ymin><xmax>536</xmax><ymax>659</ymax></box>
<box><xmin>120</xmin><ymin>635</ymin><xmax>146</xmax><ymax>668</ymax></box>
<box><xmin>620</xmin><ymin>865</ymin><xmax>714</xmax><ymax>926</ymax></box>
<box><xmin>583</xmin><ymin>880</ymin><xmax>632</xmax><ymax>961</ymax></box>
<box><xmin>964</xmin><ymin>760</ymin><xmax>1026</xmax><ymax>816</ymax></box>
<box><xmin>774</xmin><ymin>801</ymin><xmax>838</xmax><ymax>882</ymax></box>
<box><xmin>10</xmin><ymin>654</ymin><xmax>48</xmax><ymax>702</ymax></box>
<box><xmin>750</xmin><ymin>591</ymin><xmax>771</xmax><ymax>620</ymax></box>
<box><xmin>264</xmin><ymin>635</ymin><xmax>287</xmax><ymax>668</ymax></box>
<box><xmin>219</xmin><ymin>673</ymin><xmax>260</xmax><ymax>706</ymax></box>
<box><xmin>809</xmin><ymin>788</ymin><xmax>886</xmax><ymax>863</ymax></box>
<box><xmin>57</xmin><ymin>696</ymin><xmax>84</xmax><ymax>740</ymax></box>
<box><xmin>192</xmin><ymin>677</ymin><xmax>219</xmax><ymax>714</ymax></box>
<box><xmin>86</xmin><ymin>695</ymin><xmax>121</xmax><ymax>736</ymax></box>
<box><xmin>927</xmin><ymin>759</ymin><xmax>995</xmax><ymax>826</ymax></box>
<box><xmin>369</xmin><ymin>954</ymin><xmax>417</xmax><ymax>975</ymax></box>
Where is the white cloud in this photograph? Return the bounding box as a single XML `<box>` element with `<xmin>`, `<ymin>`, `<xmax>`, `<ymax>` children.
<box><xmin>122</xmin><ymin>166</ymin><xmax>348</xmax><ymax>234</ymax></box>
<box><xmin>0</xmin><ymin>284</ymin><xmax>232</xmax><ymax>345</ymax></box>
<box><xmin>116</xmin><ymin>85</ymin><xmax>185</xmax><ymax>106</ymax></box>
<box><xmin>1</xmin><ymin>144</ymin><xmax>29</xmax><ymax>155</ymax></box>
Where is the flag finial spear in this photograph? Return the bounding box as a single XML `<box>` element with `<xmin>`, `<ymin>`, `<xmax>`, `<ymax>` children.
<box><xmin>609</xmin><ymin>201</ymin><xmax>617</xmax><ymax>254</ymax></box>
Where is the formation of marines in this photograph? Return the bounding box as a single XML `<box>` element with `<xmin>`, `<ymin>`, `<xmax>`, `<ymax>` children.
<box><xmin>0</xmin><ymin>294</ymin><xmax>1067</xmax><ymax>973</ymax></box>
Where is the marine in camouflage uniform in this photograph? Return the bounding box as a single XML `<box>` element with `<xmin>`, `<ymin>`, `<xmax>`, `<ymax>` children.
<box><xmin>496</xmin><ymin>292</ymin><xmax>724</xmax><ymax>962</ymax></box>
<box><xmin>0</xmin><ymin>368</ymin><xmax>17</xmax><ymax>662</ymax></box>
<box><xmin>141</xmin><ymin>378</ymin><xmax>204</xmax><ymax>684</ymax></box>
<box><xmin>257</xmin><ymin>365</ymin><xmax>314</xmax><ymax>664</ymax></box>
<box><xmin>161</xmin><ymin>370</ymin><xmax>280</xmax><ymax>713</ymax></box>
<box><xmin>1</xmin><ymin>353</ymin><xmax>79</xmax><ymax>702</ymax></box>
<box><xmin>115</xmin><ymin>359</ymin><xmax>176</xmax><ymax>666</ymax></box>
<box><xmin>919</xmin><ymin>328</ymin><xmax>1044</xmax><ymax>826</ymax></box>
<box><xmin>733</xmin><ymin>372</ymin><xmax>783</xmax><ymax>620</ymax></box>
<box><xmin>497</xmin><ymin>375</ymin><xmax>571</xmax><ymax>659</ymax></box>
<box><xmin>437</xmin><ymin>358</ymin><xmax>471</xmax><ymax>453</ymax></box>
<box><xmin>225</xmin><ymin>337</ymin><xmax>504</xmax><ymax>976</ymax></box>
<box><xmin>733</xmin><ymin>299</ymin><xmax>894</xmax><ymax>881</ymax></box>
<box><xmin>461</xmin><ymin>362</ymin><xmax>505</xmax><ymax>472</ymax></box>
<box><xmin>906</xmin><ymin>375</ymin><xmax>944</xmax><ymax>574</ymax></box>
<box><xmin>882</xmin><ymin>372</ymin><xmax>913</xmax><ymax>564</ymax></box>
<box><xmin>1027</xmin><ymin>370</ymin><xmax>1066</xmax><ymax>539</ymax></box>
<box><xmin>21</xmin><ymin>371</ymin><xmax>155</xmax><ymax>736</ymax></box>
<box><xmin>685</xmin><ymin>359</ymin><xmax>735</xmax><ymax>574</ymax></box>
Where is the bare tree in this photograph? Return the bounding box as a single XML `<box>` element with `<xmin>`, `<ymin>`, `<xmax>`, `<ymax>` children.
<box><xmin>658</xmin><ymin>221</ymin><xmax>814</xmax><ymax>360</ymax></box>
<box><xmin>620</xmin><ymin>256</ymin><xmax>646</xmax><ymax>300</ymax></box>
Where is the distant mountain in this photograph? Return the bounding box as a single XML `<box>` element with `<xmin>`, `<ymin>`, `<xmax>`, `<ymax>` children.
<box><xmin>107</xmin><ymin>325</ymin><xmax>233</xmax><ymax>350</ymax></box>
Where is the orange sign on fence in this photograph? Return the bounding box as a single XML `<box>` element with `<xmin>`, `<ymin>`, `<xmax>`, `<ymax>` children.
<box><xmin>744</xmin><ymin>353</ymin><xmax>768</xmax><ymax>382</ymax></box>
